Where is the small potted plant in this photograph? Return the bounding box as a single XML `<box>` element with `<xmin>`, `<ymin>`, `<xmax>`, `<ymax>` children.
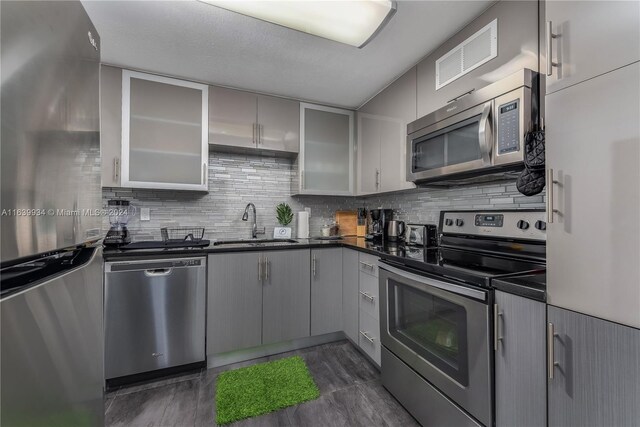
<box><xmin>274</xmin><ymin>203</ymin><xmax>294</xmax><ymax>239</ymax></box>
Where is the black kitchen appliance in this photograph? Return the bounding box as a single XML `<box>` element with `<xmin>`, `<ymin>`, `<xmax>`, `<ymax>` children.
<box><xmin>366</xmin><ymin>209</ymin><xmax>393</xmax><ymax>241</ymax></box>
<box><xmin>104</xmin><ymin>199</ymin><xmax>136</xmax><ymax>247</ymax></box>
<box><xmin>379</xmin><ymin>209</ymin><xmax>546</xmax><ymax>427</ymax></box>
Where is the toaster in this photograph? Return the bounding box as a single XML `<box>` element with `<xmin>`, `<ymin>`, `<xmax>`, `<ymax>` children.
<box><xmin>405</xmin><ymin>224</ymin><xmax>438</xmax><ymax>247</ymax></box>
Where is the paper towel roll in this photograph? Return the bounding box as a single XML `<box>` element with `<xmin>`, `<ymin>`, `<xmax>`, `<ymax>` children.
<box><xmin>297</xmin><ymin>211</ymin><xmax>309</xmax><ymax>239</ymax></box>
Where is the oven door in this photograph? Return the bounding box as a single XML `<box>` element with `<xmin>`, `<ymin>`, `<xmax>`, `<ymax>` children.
<box><xmin>407</xmin><ymin>101</ymin><xmax>493</xmax><ymax>183</ymax></box>
<box><xmin>380</xmin><ymin>262</ymin><xmax>492</xmax><ymax>426</ymax></box>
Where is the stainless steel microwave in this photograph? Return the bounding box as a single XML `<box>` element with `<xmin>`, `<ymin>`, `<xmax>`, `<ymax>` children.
<box><xmin>407</xmin><ymin>69</ymin><xmax>538</xmax><ymax>185</ymax></box>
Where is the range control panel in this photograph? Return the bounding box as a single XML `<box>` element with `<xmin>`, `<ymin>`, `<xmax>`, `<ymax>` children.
<box><xmin>442</xmin><ymin>210</ymin><xmax>546</xmax><ymax>241</ymax></box>
<box><xmin>497</xmin><ymin>99</ymin><xmax>520</xmax><ymax>155</ymax></box>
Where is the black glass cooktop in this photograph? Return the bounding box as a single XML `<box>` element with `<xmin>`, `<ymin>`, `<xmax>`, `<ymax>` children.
<box><xmin>377</xmin><ymin>243</ymin><xmax>545</xmax><ymax>288</ymax></box>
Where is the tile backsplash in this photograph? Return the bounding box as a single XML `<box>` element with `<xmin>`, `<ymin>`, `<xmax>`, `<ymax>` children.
<box><xmin>102</xmin><ymin>151</ymin><xmax>545</xmax><ymax>241</ymax></box>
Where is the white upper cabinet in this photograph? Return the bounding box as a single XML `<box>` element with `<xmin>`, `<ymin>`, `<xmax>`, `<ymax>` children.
<box><xmin>294</xmin><ymin>103</ymin><xmax>354</xmax><ymax>195</ymax></box>
<box><xmin>544</xmin><ymin>0</ymin><xmax>640</xmax><ymax>95</ymax></box>
<box><xmin>357</xmin><ymin>67</ymin><xmax>417</xmax><ymax>195</ymax></box>
<box><xmin>416</xmin><ymin>0</ymin><xmax>538</xmax><ymax>118</ymax></box>
<box><xmin>209</xmin><ymin>85</ymin><xmax>299</xmax><ymax>154</ymax></box>
<box><xmin>121</xmin><ymin>70</ymin><xmax>209</xmax><ymax>191</ymax></box>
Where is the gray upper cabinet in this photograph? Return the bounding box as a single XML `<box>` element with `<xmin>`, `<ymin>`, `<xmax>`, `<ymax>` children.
<box><xmin>494</xmin><ymin>291</ymin><xmax>546</xmax><ymax>427</ymax></box>
<box><xmin>548</xmin><ymin>306</ymin><xmax>640</xmax><ymax>427</ymax></box>
<box><xmin>416</xmin><ymin>0</ymin><xmax>538</xmax><ymax>118</ymax></box>
<box><xmin>121</xmin><ymin>70</ymin><xmax>209</xmax><ymax>191</ymax></box>
<box><xmin>544</xmin><ymin>1</ymin><xmax>640</xmax><ymax>95</ymax></box>
<box><xmin>311</xmin><ymin>248</ymin><xmax>343</xmax><ymax>336</ymax></box>
<box><xmin>100</xmin><ymin>65</ymin><xmax>122</xmax><ymax>187</ymax></box>
<box><xmin>257</xmin><ymin>94</ymin><xmax>299</xmax><ymax>153</ymax></box>
<box><xmin>546</xmin><ymin>63</ymin><xmax>640</xmax><ymax>328</ymax></box>
<box><xmin>342</xmin><ymin>248</ymin><xmax>359</xmax><ymax>343</ymax></box>
<box><xmin>207</xmin><ymin>252</ymin><xmax>263</xmax><ymax>355</ymax></box>
<box><xmin>357</xmin><ymin>67</ymin><xmax>417</xmax><ymax>195</ymax></box>
<box><xmin>209</xmin><ymin>86</ymin><xmax>299</xmax><ymax>154</ymax></box>
<box><xmin>208</xmin><ymin>85</ymin><xmax>257</xmax><ymax>150</ymax></box>
<box><xmin>294</xmin><ymin>103</ymin><xmax>355</xmax><ymax>196</ymax></box>
<box><xmin>262</xmin><ymin>249</ymin><xmax>311</xmax><ymax>345</ymax></box>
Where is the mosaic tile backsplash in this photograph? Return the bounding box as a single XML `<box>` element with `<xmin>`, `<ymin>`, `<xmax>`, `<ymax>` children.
<box><xmin>102</xmin><ymin>151</ymin><xmax>546</xmax><ymax>241</ymax></box>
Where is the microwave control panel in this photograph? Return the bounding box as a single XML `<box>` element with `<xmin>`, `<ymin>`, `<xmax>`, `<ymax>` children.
<box><xmin>497</xmin><ymin>100</ymin><xmax>520</xmax><ymax>155</ymax></box>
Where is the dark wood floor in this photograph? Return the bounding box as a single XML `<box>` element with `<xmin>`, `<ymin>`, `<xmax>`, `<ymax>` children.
<box><xmin>105</xmin><ymin>340</ymin><xmax>419</xmax><ymax>426</ymax></box>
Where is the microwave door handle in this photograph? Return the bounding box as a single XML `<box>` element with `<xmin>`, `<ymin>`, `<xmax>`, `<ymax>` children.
<box><xmin>478</xmin><ymin>101</ymin><xmax>493</xmax><ymax>164</ymax></box>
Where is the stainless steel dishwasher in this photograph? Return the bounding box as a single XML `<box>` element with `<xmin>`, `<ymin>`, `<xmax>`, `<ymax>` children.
<box><xmin>104</xmin><ymin>257</ymin><xmax>206</xmax><ymax>381</ymax></box>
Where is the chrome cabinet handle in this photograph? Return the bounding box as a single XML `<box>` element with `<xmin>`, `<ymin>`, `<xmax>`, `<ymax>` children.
<box><xmin>301</xmin><ymin>170</ymin><xmax>305</xmax><ymax>190</ymax></box>
<box><xmin>113</xmin><ymin>157</ymin><xmax>120</xmax><ymax>182</ymax></box>
<box><xmin>478</xmin><ymin>101</ymin><xmax>493</xmax><ymax>164</ymax></box>
<box><xmin>253</xmin><ymin>123</ymin><xmax>257</xmax><ymax>145</ymax></box>
<box><xmin>494</xmin><ymin>303</ymin><xmax>503</xmax><ymax>351</ymax></box>
<box><xmin>375</xmin><ymin>169</ymin><xmax>380</xmax><ymax>189</ymax></box>
<box><xmin>546</xmin><ymin>21</ymin><xmax>559</xmax><ymax>76</ymax></box>
<box><xmin>359</xmin><ymin>291</ymin><xmax>375</xmax><ymax>302</ymax></box>
<box><xmin>202</xmin><ymin>162</ymin><xmax>206</xmax><ymax>185</ymax></box>
<box><xmin>359</xmin><ymin>330</ymin><xmax>375</xmax><ymax>344</ymax></box>
<box><xmin>547</xmin><ymin>169</ymin><xmax>559</xmax><ymax>223</ymax></box>
<box><xmin>259</xmin><ymin>124</ymin><xmax>264</xmax><ymax>145</ymax></box>
<box><xmin>265</xmin><ymin>256</ymin><xmax>269</xmax><ymax>281</ymax></box>
<box><xmin>548</xmin><ymin>322</ymin><xmax>559</xmax><ymax>379</ymax></box>
<box><xmin>312</xmin><ymin>254</ymin><xmax>317</xmax><ymax>277</ymax></box>
<box><xmin>258</xmin><ymin>256</ymin><xmax>262</xmax><ymax>281</ymax></box>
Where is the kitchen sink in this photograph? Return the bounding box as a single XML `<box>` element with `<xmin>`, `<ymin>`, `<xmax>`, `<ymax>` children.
<box><xmin>212</xmin><ymin>239</ymin><xmax>299</xmax><ymax>246</ymax></box>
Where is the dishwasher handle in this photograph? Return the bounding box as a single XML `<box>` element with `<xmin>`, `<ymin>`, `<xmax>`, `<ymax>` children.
<box><xmin>144</xmin><ymin>268</ymin><xmax>173</xmax><ymax>277</ymax></box>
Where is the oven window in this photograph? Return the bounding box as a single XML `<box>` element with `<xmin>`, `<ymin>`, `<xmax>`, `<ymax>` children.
<box><xmin>388</xmin><ymin>278</ymin><xmax>469</xmax><ymax>385</ymax></box>
<box><xmin>412</xmin><ymin>115</ymin><xmax>482</xmax><ymax>173</ymax></box>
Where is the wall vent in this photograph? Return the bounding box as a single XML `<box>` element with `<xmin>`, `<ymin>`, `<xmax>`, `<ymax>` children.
<box><xmin>435</xmin><ymin>19</ymin><xmax>498</xmax><ymax>90</ymax></box>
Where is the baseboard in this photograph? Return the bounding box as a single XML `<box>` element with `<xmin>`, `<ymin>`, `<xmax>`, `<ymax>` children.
<box><xmin>207</xmin><ymin>331</ymin><xmax>346</xmax><ymax>368</ymax></box>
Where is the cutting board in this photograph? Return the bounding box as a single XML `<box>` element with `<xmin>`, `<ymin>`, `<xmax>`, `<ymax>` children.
<box><xmin>335</xmin><ymin>211</ymin><xmax>358</xmax><ymax>236</ymax></box>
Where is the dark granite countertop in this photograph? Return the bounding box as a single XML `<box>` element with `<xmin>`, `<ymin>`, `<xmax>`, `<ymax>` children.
<box><xmin>103</xmin><ymin>237</ymin><xmax>546</xmax><ymax>301</ymax></box>
<box><xmin>492</xmin><ymin>273</ymin><xmax>547</xmax><ymax>302</ymax></box>
<box><xmin>102</xmin><ymin>237</ymin><xmax>386</xmax><ymax>261</ymax></box>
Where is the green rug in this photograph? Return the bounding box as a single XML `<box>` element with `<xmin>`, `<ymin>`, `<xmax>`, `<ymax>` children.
<box><xmin>215</xmin><ymin>356</ymin><xmax>320</xmax><ymax>425</ymax></box>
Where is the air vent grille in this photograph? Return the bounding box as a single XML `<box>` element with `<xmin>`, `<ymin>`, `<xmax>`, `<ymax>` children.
<box><xmin>436</xmin><ymin>19</ymin><xmax>498</xmax><ymax>90</ymax></box>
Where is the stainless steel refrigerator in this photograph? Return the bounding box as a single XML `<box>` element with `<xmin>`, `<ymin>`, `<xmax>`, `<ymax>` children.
<box><xmin>1</xmin><ymin>1</ymin><xmax>104</xmax><ymax>426</ymax></box>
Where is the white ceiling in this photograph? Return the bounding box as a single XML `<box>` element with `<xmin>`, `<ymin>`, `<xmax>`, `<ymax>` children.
<box><xmin>83</xmin><ymin>0</ymin><xmax>493</xmax><ymax>109</ymax></box>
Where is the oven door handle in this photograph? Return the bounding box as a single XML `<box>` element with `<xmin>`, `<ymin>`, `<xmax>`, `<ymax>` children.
<box><xmin>380</xmin><ymin>263</ymin><xmax>487</xmax><ymax>301</ymax></box>
<box><xmin>478</xmin><ymin>101</ymin><xmax>493</xmax><ymax>165</ymax></box>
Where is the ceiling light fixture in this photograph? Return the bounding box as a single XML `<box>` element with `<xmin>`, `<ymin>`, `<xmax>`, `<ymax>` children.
<box><xmin>199</xmin><ymin>0</ymin><xmax>397</xmax><ymax>48</ymax></box>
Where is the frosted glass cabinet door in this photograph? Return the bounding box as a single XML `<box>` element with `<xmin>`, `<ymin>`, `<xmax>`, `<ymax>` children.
<box><xmin>299</xmin><ymin>103</ymin><xmax>354</xmax><ymax>195</ymax></box>
<box><xmin>122</xmin><ymin>70</ymin><xmax>208</xmax><ymax>191</ymax></box>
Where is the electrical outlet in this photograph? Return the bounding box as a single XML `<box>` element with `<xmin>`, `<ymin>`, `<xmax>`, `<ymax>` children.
<box><xmin>140</xmin><ymin>208</ymin><xmax>150</xmax><ymax>221</ymax></box>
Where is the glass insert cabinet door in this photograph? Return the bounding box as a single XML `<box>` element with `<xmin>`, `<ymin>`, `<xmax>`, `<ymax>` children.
<box><xmin>387</xmin><ymin>277</ymin><xmax>469</xmax><ymax>385</ymax></box>
<box><xmin>121</xmin><ymin>70</ymin><xmax>209</xmax><ymax>191</ymax></box>
<box><xmin>298</xmin><ymin>103</ymin><xmax>354</xmax><ymax>195</ymax></box>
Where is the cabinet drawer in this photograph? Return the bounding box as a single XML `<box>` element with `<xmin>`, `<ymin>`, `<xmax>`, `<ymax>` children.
<box><xmin>358</xmin><ymin>272</ymin><xmax>379</xmax><ymax>320</ymax></box>
<box><xmin>358</xmin><ymin>310</ymin><xmax>381</xmax><ymax>366</ymax></box>
<box><xmin>358</xmin><ymin>253</ymin><xmax>379</xmax><ymax>277</ymax></box>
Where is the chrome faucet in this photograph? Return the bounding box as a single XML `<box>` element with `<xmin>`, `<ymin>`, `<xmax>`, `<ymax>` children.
<box><xmin>242</xmin><ymin>203</ymin><xmax>265</xmax><ymax>239</ymax></box>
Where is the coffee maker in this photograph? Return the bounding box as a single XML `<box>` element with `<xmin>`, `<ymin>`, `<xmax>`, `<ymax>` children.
<box><xmin>104</xmin><ymin>199</ymin><xmax>136</xmax><ymax>247</ymax></box>
<box><xmin>366</xmin><ymin>209</ymin><xmax>393</xmax><ymax>241</ymax></box>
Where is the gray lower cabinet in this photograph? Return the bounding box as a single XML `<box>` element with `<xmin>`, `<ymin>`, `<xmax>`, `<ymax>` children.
<box><xmin>207</xmin><ymin>252</ymin><xmax>262</xmax><ymax>355</ymax></box>
<box><xmin>548</xmin><ymin>306</ymin><xmax>640</xmax><ymax>427</ymax></box>
<box><xmin>262</xmin><ymin>249</ymin><xmax>311</xmax><ymax>345</ymax></box>
<box><xmin>342</xmin><ymin>249</ymin><xmax>359</xmax><ymax>342</ymax></box>
<box><xmin>494</xmin><ymin>291</ymin><xmax>546</xmax><ymax>427</ymax></box>
<box><xmin>310</xmin><ymin>248</ymin><xmax>343</xmax><ymax>336</ymax></box>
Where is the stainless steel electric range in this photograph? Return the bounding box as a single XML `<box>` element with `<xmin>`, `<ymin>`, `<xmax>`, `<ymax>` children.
<box><xmin>378</xmin><ymin>210</ymin><xmax>546</xmax><ymax>427</ymax></box>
